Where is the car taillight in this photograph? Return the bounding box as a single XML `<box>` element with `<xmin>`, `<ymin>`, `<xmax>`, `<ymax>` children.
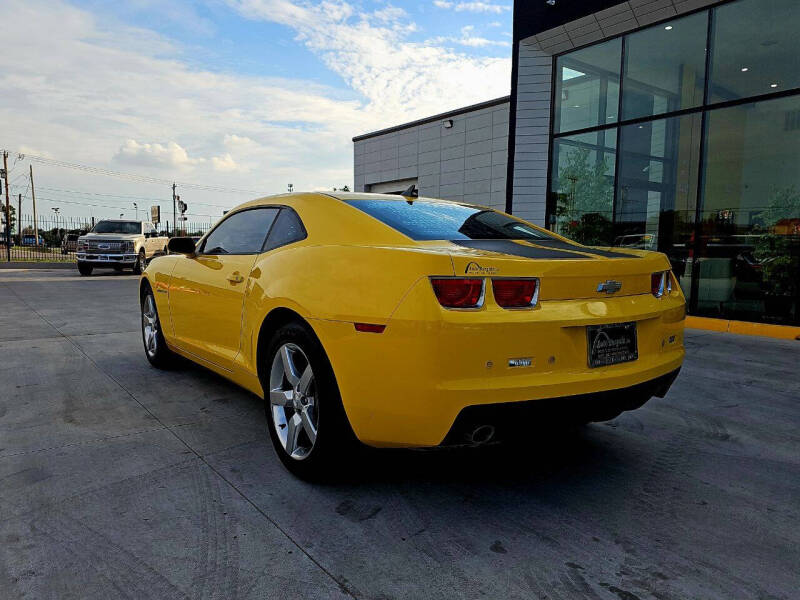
<box><xmin>492</xmin><ymin>278</ymin><xmax>539</xmax><ymax>308</ymax></box>
<box><xmin>651</xmin><ymin>271</ymin><xmax>673</xmax><ymax>298</ymax></box>
<box><xmin>430</xmin><ymin>278</ymin><xmax>484</xmax><ymax>309</ymax></box>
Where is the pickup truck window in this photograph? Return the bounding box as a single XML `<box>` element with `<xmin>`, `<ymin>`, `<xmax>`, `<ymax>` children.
<box><xmin>92</xmin><ymin>221</ymin><xmax>141</xmax><ymax>234</ymax></box>
<box><xmin>201</xmin><ymin>208</ymin><xmax>279</xmax><ymax>255</ymax></box>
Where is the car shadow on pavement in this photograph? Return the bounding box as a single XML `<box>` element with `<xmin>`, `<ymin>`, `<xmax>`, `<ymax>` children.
<box><xmin>329</xmin><ymin>429</ymin><xmax>625</xmax><ymax>489</ymax></box>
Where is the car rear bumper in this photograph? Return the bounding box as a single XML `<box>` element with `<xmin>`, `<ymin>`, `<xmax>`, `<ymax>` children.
<box><xmin>442</xmin><ymin>367</ymin><xmax>681</xmax><ymax>445</ymax></box>
<box><xmin>77</xmin><ymin>253</ymin><xmax>137</xmax><ymax>265</ymax></box>
<box><xmin>310</xmin><ymin>288</ymin><xmax>686</xmax><ymax>448</ymax></box>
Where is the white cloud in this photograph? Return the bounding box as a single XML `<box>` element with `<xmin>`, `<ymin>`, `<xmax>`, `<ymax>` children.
<box><xmin>0</xmin><ymin>0</ymin><xmax>510</xmax><ymax>219</ymax></box>
<box><xmin>211</xmin><ymin>153</ymin><xmax>241</xmax><ymax>173</ymax></box>
<box><xmin>430</xmin><ymin>25</ymin><xmax>511</xmax><ymax>49</ymax></box>
<box><xmin>433</xmin><ymin>1</ymin><xmax>511</xmax><ymax>14</ymax></box>
<box><xmin>227</xmin><ymin>0</ymin><xmax>510</xmax><ymax>119</ymax></box>
<box><xmin>115</xmin><ymin>140</ymin><xmax>204</xmax><ymax>169</ymax></box>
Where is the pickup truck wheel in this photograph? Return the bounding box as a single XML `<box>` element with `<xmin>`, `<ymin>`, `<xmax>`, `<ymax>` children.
<box><xmin>141</xmin><ymin>286</ymin><xmax>176</xmax><ymax>368</ymax></box>
<box><xmin>77</xmin><ymin>262</ymin><xmax>93</xmax><ymax>276</ymax></box>
<box><xmin>133</xmin><ymin>250</ymin><xmax>146</xmax><ymax>274</ymax></box>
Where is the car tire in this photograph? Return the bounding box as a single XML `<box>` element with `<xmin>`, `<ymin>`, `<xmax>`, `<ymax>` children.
<box><xmin>141</xmin><ymin>284</ymin><xmax>177</xmax><ymax>369</ymax></box>
<box><xmin>77</xmin><ymin>262</ymin><xmax>93</xmax><ymax>276</ymax></box>
<box><xmin>262</xmin><ymin>321</ymin><xmax>357</xmax><ymax>480</ymax></box>
<box><xmin>133</xmin><ymin>250</ymin><xmax>146</xmax><ymax>274</ymax></box>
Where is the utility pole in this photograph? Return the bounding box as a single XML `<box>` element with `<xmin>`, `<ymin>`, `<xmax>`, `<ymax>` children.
<box><xmin>172</xmin><ymin>183</ymin><xmax>177</xmax><ymax>238</ymax></box>
<box><xmin>30</xmin><ymin>165</ymin><xmax>38</xmax><ymax>252</ymax></box>
<box><xmin>3</xmin><ymin>151</ymin><xmax>10</xmax><ymax>262</ymax></box>
<box><xmin>17</xmin><ymin>193</ymin><xmax>21</xmax><ymax>245</ymax></box>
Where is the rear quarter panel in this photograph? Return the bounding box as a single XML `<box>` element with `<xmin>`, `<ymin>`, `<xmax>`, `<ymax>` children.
<box><xmin>236</xmin><ymin>243</ymin><xmax>455</xmax><ymax>384</ymax></box>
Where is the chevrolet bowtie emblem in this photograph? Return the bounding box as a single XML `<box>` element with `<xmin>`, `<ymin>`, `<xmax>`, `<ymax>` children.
<box><xmin>597</xmin><ymin>280</ymin><xmax>622</xmax><ymax>294</ymax></box>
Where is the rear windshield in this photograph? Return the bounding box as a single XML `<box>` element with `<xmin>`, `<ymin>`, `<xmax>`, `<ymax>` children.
<box><xmin>344</xmin><ymin>199</ymin><xmax>556</xmax><ymax>241</ymax></box>
<box><xmin>92</xmin><ymin>221</ymin><xmax>141</xmax><ymax>234</ymax></box>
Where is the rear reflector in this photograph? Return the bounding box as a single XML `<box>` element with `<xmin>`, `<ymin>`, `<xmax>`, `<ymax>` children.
<box><xmin>492</xmin><ymin>278</ymin><xmax>539</xmax><ymax>308</ymax></box>
<box><xmin>354</xmin><ymin>323</ymin><xmax>386</xmax><ymax>333</ymax></box>
<box><xmin>430</xmin><ymin>278</ymin><xmax>484</xmax><ymax>308</ymax></box>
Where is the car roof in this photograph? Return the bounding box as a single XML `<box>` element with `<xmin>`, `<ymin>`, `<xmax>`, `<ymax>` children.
<box><xmin>325</xmin><ymin>191</ymin><xmax>488</xmax><ymax>210</ymax></box>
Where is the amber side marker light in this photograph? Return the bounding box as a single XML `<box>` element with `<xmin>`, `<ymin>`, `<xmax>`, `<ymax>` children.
<box><xmin>354</xmin><ymin>323</ymin><xmax>386</xmax><ymax>333</ymax></box>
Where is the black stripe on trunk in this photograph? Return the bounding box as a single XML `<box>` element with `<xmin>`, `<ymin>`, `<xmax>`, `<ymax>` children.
<box><xmin>451</xmin><ymin>239</ymin><xmax>638</xmax><ymax>260</ymax></box>
<box><xmin>452</xmin><ymin>239</ymin><xmax>591</xmax><ymax>259</ymax></box>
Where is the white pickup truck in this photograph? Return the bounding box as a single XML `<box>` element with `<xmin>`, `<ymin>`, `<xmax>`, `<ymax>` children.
<box><xmin>76</xmin><ymin>220</ymin><xmax>169</xmax><ymax>276</ymax></box>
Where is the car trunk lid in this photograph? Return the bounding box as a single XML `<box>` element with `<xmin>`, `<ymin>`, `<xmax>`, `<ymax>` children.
<box><xmin>436</xmin><ymin>239</ymin><xmax>668</xmax><ymax>300</ymax></box>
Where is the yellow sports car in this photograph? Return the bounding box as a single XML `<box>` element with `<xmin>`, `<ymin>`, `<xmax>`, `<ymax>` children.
<box><xmin>140</xmin><ymin>192</ymin><xmax>685</xmax><ymax>478</ymax></box>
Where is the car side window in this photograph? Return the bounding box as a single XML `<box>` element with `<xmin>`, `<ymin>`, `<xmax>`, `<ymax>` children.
<box><xmin>201</xmin><ymin>208</ymin><xmax>279</xmax><ymax>255</ymax></box>
<box><xmin>262</xmin><ymin>208</ymin><xmax>307</xmax><ymax>252</ymax></box>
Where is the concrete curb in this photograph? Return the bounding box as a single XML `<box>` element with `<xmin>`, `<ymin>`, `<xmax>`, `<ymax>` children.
<box><xmin>0</xmin><ymin>261</ymin><xmax>76</xmax><ymax>270</ymax></box>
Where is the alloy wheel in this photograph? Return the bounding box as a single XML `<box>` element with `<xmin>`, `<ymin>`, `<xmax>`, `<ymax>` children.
<box><xmin>269</xmin><ymin>343</ymin><xmax>318</xmax><ymax>460</ymax></box>
<box><xmin>142</xmin><ymin>294</ymin><xmax>159</xmax><ymax>358</ymax></box>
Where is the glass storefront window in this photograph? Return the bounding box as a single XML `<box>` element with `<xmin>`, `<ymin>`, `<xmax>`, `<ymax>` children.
<box><xmin>622</xmin><ymin>12</ymin><xmax>707</xmax><ymax>120</ymax></box>
<box><xmin>546</xmin><ymin>0</ymin><xmax>800</xmax><ymax>326</ymax></box>
<box><xmin>616</xmin><ymin>114</ymin><xmax>702</xmax><ymax>298</ymax></box>
<box><xmin>550</xmin><ymin>130</ymin><xmax>616</xmax><ymax>245</ymax></box>
<box><xmin>694</xmin><ymin>95</ymin><xmax>800</xmax><ymax>325</ymax></box>
<box><xmin>709</xmin><ymin>0</ymin><xmax>800</xmax><ymax>103</ymax></box>
<box><xmin>554</xmin><ymin>38</ymin><xmax>621</xmax><ymax>134</ymax></box>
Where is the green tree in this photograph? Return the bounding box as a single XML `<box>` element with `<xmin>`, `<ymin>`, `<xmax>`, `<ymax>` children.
<box><xmin>555</xmin><ymin>147</ymin><xmax>614</xmax><ymax>245</ymax></box>
<box><xmin>755</xmin><ymin>186</ymin><xmax>800</xmax><ymax>228</ymax></box>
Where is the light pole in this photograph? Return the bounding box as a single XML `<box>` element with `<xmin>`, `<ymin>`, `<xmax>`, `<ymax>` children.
<box><xmin>51</xmin><ymin>207</ymin><xmax>60</xmax><ymax>246</ymax></box>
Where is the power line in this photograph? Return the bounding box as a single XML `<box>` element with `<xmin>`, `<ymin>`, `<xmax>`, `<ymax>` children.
<box><xmin>8</xmin><ymin>171</ymin><xmax>28</xmax><ymax>186</ymax></box>
<box><xmin>20</xmin><ymin>152</ymin><xmax>264</xmax><ymax>194</ymax></box>
<box><xmin>31</xmin><ymin>189</ymin><xmax>223</xmax><ymax>216</ymax></box>
<box><xmin>30</xmin><ymin>194</ymin><xmax>218</xmax><ymax>219</ymax></box>
<box><xmin>35</xmin><ymin>185</ymin><xmax>232</xmax><ymax>209</ymax></box>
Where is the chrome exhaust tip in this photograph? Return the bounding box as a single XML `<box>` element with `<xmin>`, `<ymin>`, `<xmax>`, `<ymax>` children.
<box><xmin>468</xmin><ymin>424</ymin><xmax>496</xmax><ymax>445</ymax></box>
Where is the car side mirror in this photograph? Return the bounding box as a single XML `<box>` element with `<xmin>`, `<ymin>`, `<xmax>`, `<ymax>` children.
<box><xmin>168</xmin><ymin>237</ymin><xmax>197</xmax><ymax>256</ymax></box>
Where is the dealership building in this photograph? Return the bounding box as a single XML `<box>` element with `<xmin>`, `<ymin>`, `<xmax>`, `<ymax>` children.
<box><xmin>354</xmin><ymin>0</ymin><xmax>800</xmax><ymax>330</ymax></box>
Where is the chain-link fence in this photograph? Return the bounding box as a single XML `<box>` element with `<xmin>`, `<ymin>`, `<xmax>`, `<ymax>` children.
<box><xmin>0</xmin><ymin>214</ymin><xmax>212</xmax><ymax>263</ymax></box>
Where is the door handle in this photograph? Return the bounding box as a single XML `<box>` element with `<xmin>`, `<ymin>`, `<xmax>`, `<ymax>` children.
<box><xmin>227</xmin><ymin>272</ymin><xmax>245</xmax><ymax>284</ymax></box>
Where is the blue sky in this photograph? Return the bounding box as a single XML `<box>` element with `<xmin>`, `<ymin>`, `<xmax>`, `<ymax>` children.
<box><xmin>73</xmin><ymin>0</ymin><xmax>511</xmax><ymax>84</ymax></box>
<box><xmin>1</xmin><ymin>0</ymin><xmax>512</xmax><ymax>220</ymax></box>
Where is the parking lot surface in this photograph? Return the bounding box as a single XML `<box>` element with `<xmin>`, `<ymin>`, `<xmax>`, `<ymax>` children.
<box><xmin>1</xmin><ymin>268</ymin><xmax>798</xmax><ymax>600</ymax></box>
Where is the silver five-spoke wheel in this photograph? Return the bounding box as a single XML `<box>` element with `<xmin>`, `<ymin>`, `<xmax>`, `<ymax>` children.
<box><xmin>142</xmin><ymin>294</ymin><xmax>159</xmax><ymax>358</ymax></box>
<box><xmin>269</xmin><ymin>343</ymin><xmax>318</xmax><ymax>460</ymax></box>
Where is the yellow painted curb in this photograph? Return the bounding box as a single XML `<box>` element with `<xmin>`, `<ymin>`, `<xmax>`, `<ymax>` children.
<box><xmin>686</xmin><ymin>316</ymin><xmax>800</xmax><ymax>340</ymax></box>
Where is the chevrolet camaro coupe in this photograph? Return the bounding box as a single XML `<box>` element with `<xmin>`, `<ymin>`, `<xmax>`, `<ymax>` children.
<box><xmin>140</xmin><ymin>192</ymin><xmax>685</xmax><ymax>478</ymax></box>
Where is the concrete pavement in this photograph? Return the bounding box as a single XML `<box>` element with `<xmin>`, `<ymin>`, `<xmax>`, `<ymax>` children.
<box><xmin>0</xmin><ymin>268</ymin><xmax>798</xmax><ymax>599</ymax></box>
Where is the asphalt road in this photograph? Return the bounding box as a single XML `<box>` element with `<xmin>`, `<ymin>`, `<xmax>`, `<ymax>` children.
<box><xmin>0</xmin><ymin>268</ymin><xmax>798</xmax><ymax>600</ymax></box>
